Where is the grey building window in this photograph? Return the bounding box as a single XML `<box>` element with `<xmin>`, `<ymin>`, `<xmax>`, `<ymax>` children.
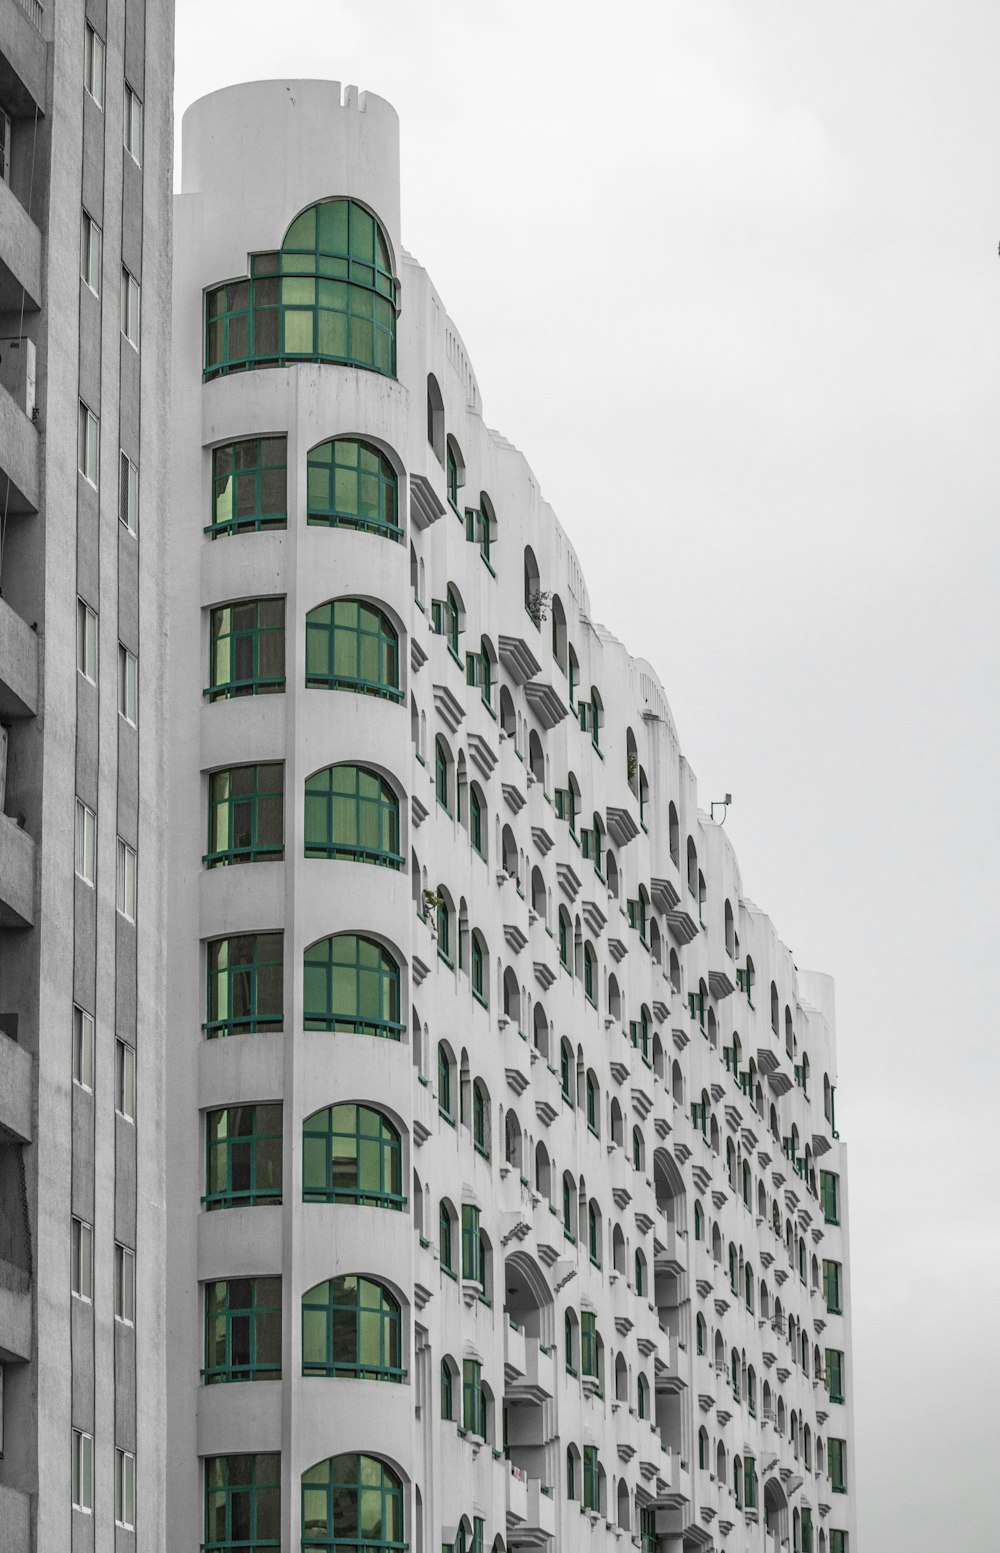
<box><xmin>71</xmin><ymin>1218</ymin><xmax>93</xmax><ymax>1301</ymax></box>
<box><xmin>117</xmin><ymin>838</ymin><xmax>136</xmax><ymax>920</ymax></box>
<box><xmin>115</xmin><ymin>1449</ymin><xmax>135</xmax><ymax>1529</ymax></box>
<box><xmin>72</xmin><ymin>1429</ymin><xmax>93</xmax><ymax>1512</ymax></box>
<box><xmin>73</xmin><ymin>1006</ymin><xmax>94</xmax><ymax>1091</ymax></box>
<box><xmin>84</xmin><ymin>25</ymin><xmax>105</xmax><ymax>107</ymax></box>
<box><xmin>75</xmin><ymin>800</ymin><xmax>96</xmax><ymax>886</ymax></box>
<box><xmin>120</xmin><ymin>451</ymin><xmax>138</xmax><ymax>532</ymax></box>
<box><xmin>119</xmin><ymin>645</ymin><xmax>138</xmax><ymax>725</ymax></box>
<box><xmin>81</xmin><ymin>211</ymin><xmax>102</xmax><ymax>294</ymax></box>
<box><xmin>124</xmin><ymin>83</ymin><xmax>143</xmax><ymax>164</ymax></box>
<box><xmin>115</xmin><ymin>1243</ymin><xmax>135</xmax><ymax>1324</ymax></box>
<box><xmin>76</xmin><ymin>599</ymin><xmax>97</xmax><ymax>682</ymax></box>
<box><xmin>116</xmin><ymin>1040</ymin><xmax>136</xmax><ymax>1121</ymax></box>
<box><xmin>121</xmin><ymin>267</ymin><xmax>140</xmax><ymax>347</ymax></box>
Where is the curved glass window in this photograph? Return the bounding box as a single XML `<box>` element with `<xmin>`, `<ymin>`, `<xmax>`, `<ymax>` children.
<box><xmin>208</xmin><ymin>598</ymin><xmax>285</xmax><ymax>700</ymax></box>
<box><xmin>306</xmin><ymin>438</ymin><xmax>400</xmax><ymax>539</ymax></box>
<box><xmin>204</xmin><ymin>1277</ymin><xmax>281</xmax><ymax>1385</ymax></box>
<box><xmin>207</xmin><ymin>763</ymin><xmax>284</xmax><ymax>867</ymax></box>
<box><xmin>205</xmin><ymin>199</ymin><xmax>397</xmax><ymax>381</ymax></box>
<box><xmin>205</xmin><ymin>1453</ymin><xmax>280</xmax><ymax>1553</ymax></box>
<box><xmin>305</xmin><ymin>599</ymin><xmax>400</xmax><ymax>700</ymax></box>
<box><xmin>301</xmin><ymin>1276</ymin><xmax>403</xmax><ymax>1381</ymax></box>
<box><xmin>205</xmin><ymin>932</ymin><xmax>283</xmax><ymax>1037</ymax></box>
<box><xmin>302</xmin><ymin>1104</ymin><xmax>403</xmax><ymax>1208</ymax></box>
<box><xmin>301</xmin><ymin>1454</ymin><xmax>403</xmax><ymax>1553</ymax></box>
<box><xmin>304</xmin><ymin>765</ymin><xmax>401</xmax><ymax>867</ymax></box>
<box><xmin>303</xmin><ymin>934</ymin><xmax>402</xmax><ymax>1038</ymax></box>
<box><xmin>208</xmin><ymin>436</ymin><xmax>287</xmax><ymax>537</ymax></box>
<box><xmin>205</xmin><ymin>1104</ymin><xmax>282</xmax><ymax>1211</ymax></box>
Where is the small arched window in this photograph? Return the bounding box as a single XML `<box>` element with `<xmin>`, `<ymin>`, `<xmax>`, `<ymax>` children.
<box><xmin>560</xmin><ymin>1039</ymin><xmax>573</xmax><ymax>1103</ymax></box>
<box><xmin>632</xmin><ymin>1126</ymin><xmax>644</xmax><ymax>1172</ymax></box>
<box><xmin>437</xmin><ymin>1043</ymin><xmax>453</xmax><ymax>1120</ymax></box>
<box><xmin>724</xmin><ymin>898</ymin><xmax>735</xmax><ymax>958</ymax></box>
<box><xmin>471</xmin><ymin>931</ymin><xmax>487</xmax><ymax>1005</ymax></box>
<box><xmin>302</xmin><ymin>1104</ymin><xmax>402</xmax><ymax>1208</ymax></box>
<box><xmin>435</xmin><ymin>738</ymin><xmax>451</xmax><ymax>812</ymax></box>
<box><xmin>584</xmin><ymin>943</ymin><xmax>597</xmax><ymax>1006</ymax></box>
<box><xmin>588</xmin><ymin>1201</ymin><xmax>601</xmax><ymax>1265</ymax></box>
<box><xmin>305</xmin><ymin>599</ymin><xmax>400</xmax><ymax>700</ymax></box>
<box><xmin>637</xmin><ymin>1373</ymin><xmax>649</xmax><ymax>1420</ymax></box>
<box><xmin>524</xmin><ymin>547</ymin><xmax>541</xmax><ymax>626</ymax></box>
<box><xmin>696</xmin><ymin>1313</ymin><xmax>706</xmax><ymax>1355</ymax></box>
<box><xmin>473</xmin><ymin>1080</ymin><xmax>489</xmax><ymax>1157</ymax></box>
<box><xmin>558</xmin><ymin>907</ymin><xmax>571</xmax><ymax>969</ymax></box>
<box><xmin>586</xmin><ymin>1072</ymin><xmax>599</xmax><ymax>1134</ymax></box>
<box><xmin>440</xmin><ymin>1356</ymin><xmax>455</xmax><ymax>1419</ymax></box>
<box><xmin>303</xmin><ymin>934</ymin><xmax>401</xmax><ymax>1038</ymax></box>
<box><xmin>668</xmin><ymin>802</ymin><xmax>679</xmax><ymax>866</ymax></box>
<box><xmin>301</xmin><ymin>1276</ymin><xmax>402</xmax><ymax>1380</ymax></box>
<box><xmin>694</xmin><ymin>1200</ymin><xmax>704</xmax><ymax>1240</ymax></box>
<box><xmin>306</xmin><ymin>438</ymin><xmax>400</xmax><ymax>538</ymax></box>
<box><xmin>686</xmin><ymin>836</ymin><xmax>698</xmax><ymax>897</ymax></box>
<box><xmin>426</xmin><ymin>373</ymin><xmax>444</xmax><ymax>461</ymax></box>
<box><xmin>304</xmin><ymin>765</ymin><xmax>401</xmax><ymax>867</ymax></box>
<box><xmin>446</xmin><ymin>435</ymin><xmax>463</xmax><ymax>510</ymax></box>
<box><xmin>635</xmin><ymin>1248</ymin><xmax>647</xmax><ymax>1296</ymax></box>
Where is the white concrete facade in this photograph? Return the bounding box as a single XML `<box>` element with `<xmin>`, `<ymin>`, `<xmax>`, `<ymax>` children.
<box><xmin>167</xmin><ymin>79</ymin><xmax>857</xmax><ymax>1553</ymax></box>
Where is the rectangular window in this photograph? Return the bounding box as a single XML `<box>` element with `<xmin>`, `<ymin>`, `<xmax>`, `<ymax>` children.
<box><xmin>123</xmin><ymin>84</ymin><xmax>143</xmax><ymax>164</ymax></box>
<box><xmin>830</xmin><ymin>1533</ymin><xmax>848</xmax><ymax>1553</ymax></box>
<box><xmin>826</xmin><ymin>1347</ymin><xmax>845</xmax><ymax>1403</ymax></box>
<box><xmin>121</xmin><ymin>267</ymin><xmax>140</xmax><ymax>347</ymax></box>
<box><xmin>116</xmin><ymin>1039</ymin><xmax>136</xmax><ymax>1121</ymax></box>
<box><xmin>204</xmin><ymin>1276</ymin><xmax>282</xmax><ymax>1383</ymax></box>
<box><xmin>119</xmin><ymin>450</ymin><xmax>139</xmax><ymax>533</ymax></box>
<box><xmin>0</xmin><ymin>110</ymin><xmax>10</xmax><ymax>185</ymax></box>
<box><xmin>117</xmin><ymin>837</ymin><xmax>137</xmax><ymax>920</ymax></box>
<box><xmin>205</xmin><ymin>932</ymin><xmax>284</xmax><ymax>1037</ymax></box>
<box><xmin>823</xmin><ymin>1258</ymin><xmax>843</xmax><ymax>1315</ymax></box>
<box><xmin>80</xmin><ymin>211</ymin><xmax>102</xmax><ymax>294</ymax></box>
<box><xmin>115</xmin><ymin>1448</ymin><xmax>135</xmax><ymax>1529</ymax></box>
<box><xmin>78</xmin><ymin>403</ymin><xmax>99</xmax><ymax>486</ymax></box>
<box><xmin>73</xmin><ymin>1005</ymin><xmax>94</xmax><ymax>1091</ymax></box>
<box><xmin>118</xmin><ymin>645</ymin><xmax>138</xmax><ymax>725</ymax></box>
<box><xmin>581</xmin><ymin>1311</ymin><xmax>598</xmax><ymax>1378</ymax></box>
<box><xmin>204</xmin><ymin>1455</ymin><xmax>279</xmax><ymax>1551</ymax></box>
<box><xmin>583</xmin><ymin>1445</ymin><xmax>600</xmax><ymax>1512</ymax></box>
<box><xmin>76</xmin><ymin>599</ymin><xmax>97</xmax><ymax>682</ymax></box>
<box><xmin>75</xmin><ymin>799</ymin><xmax>96</xmax><ymax>886</ymax></box>
<box><xmin>71</xmin><ymin>1218</ymin><xmax>93</xmax><ymax>1301</ymax></box>
<box><xmin>208</xmin><ymin>598</ymin><xmax>285</xmax><ymax>700</ymax></box>
<box><xmin>115</xmin><ymin>1243</ymin><xmax>135</xmax><ymax>1324</ymax></box>
<box><xmin>462</xmin><ymin>1358</ymin><xmax>482</xmax><ymax>1435</ymax></box>
<box><xmin>209</xmin><ymin>436</ymin><xmax>288</xmax><ymax>536</ymax></box>
<box><xmin>72</xmin><ymin>1429</ymin><xmax>94</xmax><ymax>1513</ymax></box>
<box><xmin>828</xmin><ymin>1437</ymin><xmax>847</xmax><ymax>1493</ymax></box>
<box><xmin>820</xmin><ymin>1169</ymin><xmax>840</xmax><ymax>1224</ymax></box>
<box><xmin>206</xmin><ymin>764</ymin><xmax>284</xmax><ymax>867</ymax></box>
<box><xmin>205</xmin><ymin>1104</ymin><xmax>283</xmax><ymax>1210</ymax></box>
<box><xmin>84</xmin><ymin>25</ymin><xmax>104</xmax><ymax>106</ymax></box>
<box><xmin>461</xmin><ymin>1204</ymin><xmax>481</xmax><ymax>1284</ymax></box>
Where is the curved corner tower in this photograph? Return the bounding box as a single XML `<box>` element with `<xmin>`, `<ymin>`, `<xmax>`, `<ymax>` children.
<box><xmin>167</xmin><ymin>79</ymin><xmax>857</xmax><ymax>1553</ymax></box>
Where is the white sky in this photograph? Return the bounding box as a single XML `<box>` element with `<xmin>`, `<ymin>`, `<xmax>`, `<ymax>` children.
<box><xmin>175</xmin><ymin>2</ymin><xmax>1000</xmax><ymax>1545</ymax></box>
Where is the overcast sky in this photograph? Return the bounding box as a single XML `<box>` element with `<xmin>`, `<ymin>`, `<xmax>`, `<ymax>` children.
<box><xmin>175</xmin><ymin>2</ymin><xmax>1000</xmax><ymax>1544</ymax></box>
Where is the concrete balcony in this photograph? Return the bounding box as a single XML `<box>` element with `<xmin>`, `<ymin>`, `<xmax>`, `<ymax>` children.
<box><xmin>0</xmin><ymin>1484</ymin><xmax>31</xmax><ymax>1548</ymax></box>
<box><xmin>505</xmin><ymin>1337</ymin><xmax>555</xmax><ymax>1405</ymax></box>
<box><xmin>0</xmin><ymin>810</ymin><xmax>34</xmax><ymax>926</ymax></box>
<box><xmin>0</xmin><ymin>1027</ymin><xmax>31</xmax><ymax>1141</ymax></box>
<box><xmin>0</xmin><ymin>366</ymin><xmax>39</xmax><ymax>514</ymax></box>
<box><xmin>0</xmin><ymin>0</ymin><xmax>47</xmax><ymax>115</ymax></box>
<box><xmin>0</xmin><ymin>595</ymin><xmax>38</xmax><ymax>718</ymax></box>
<box><xmin>0</xmin><ymin>176</ymin><xmax>42</xmax><ymax>311</ymax></box>
<box><xmin>507</xmin><ymin>1476</ymin><xmax>556</xmax><ymax>1547</ymax></box>
<box><xmin>0</xmin><ymin>1270</ymin><xmax>31</xmax><ymax>1360</ymax></box>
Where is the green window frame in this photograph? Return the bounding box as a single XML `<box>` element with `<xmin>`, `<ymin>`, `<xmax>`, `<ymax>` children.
<box><xmin>301</xmin><ymin>1453</ymin><xmax>404</xmax><ymax>1551</ymax></box>
<box><xmin>744</xmin><ymin>1456</ymin><xmax>758</xmax><ymax>1510</ymax></box>
<box><xmin>584</xmin><ymin>946</ymin><xmax>596</xmax><ymax>1006</ymax></box>
<box><xmin>206</xmin><ymin>764</ymin><xmax>284</xmax><ymax>867</ymax></box>
<box><xmin>465</xmin><ymin>644</ymin><xmax>492</xmax><ymax>708</ymax></box>
<box><xmin>471</xmin><ymin>934</ymin><xmax>487</xmax><ymax>1005</ymax></box>
<box><xmin>581</xmin><ymin>1312</ymin><xmax>599</xmax><ymax>1378</ymax></box>
<box><xmin>435</xmin><ymin>739</ymin><xmax>451</xmax><ymax>811</ymax></box>
<box><xmin>564</xmin><ymin>1312</ymin><xmax>576</xmax><ymax>1374</ymax></box>
<box><xmin>586</xmin><ymin>1076</ymin><xmax>598</xmax><ymax>1134</ymax></box>
<box><xmin>205</xmin><ymin>932</ymin><xmax>284</xmax><ymax>1037</ymax></box>
<box><xmin>436</xmin><ymin>894</ymin><xmax>451</xmax><ymax>965</ymax></box>
<box><xmin>694</xmin><ymin>1201</ymin><xmax>703</xmax><ymax>1240</ymax></box>
<box><xmin>473</xmin><ymin>1085</ymin><xmax>489</xmax><ymax>1156</ymax></box>
<box><xmin>302</xmin><ymin>1275</ymin><xmax>403</xmax><ymax>1381</ymax></box>
<box><xmin>470</xmin><ymin>788</ymin><xmax>484</xmax><ymax>858</ymax></box>
<box><xmin>641</xmin><ymin>1508</ymin><xmax>656</xmax><ymax>1553</ymax></box>
<box><xmin>205</xmin><ymin>1453</ymin><xmax>280</xmax><ymax>1552</ymax></box>
<box><xmin>637</xmin><ymin>1373</ymin><xmax>649</xmax><ymax>1419</ymax></box>
<box><xmin>562</xmin><ymin>1179</ymin><xmax>573</xmax><ymax>1238</ymax></box>
<box><xmin>582</xmin><ymin>1446</ymin><xmax>600</xmax><ymax>1512</ymax></box>
<box><xmin>632</xmin><ymin>1127</ymin><xmax>642</xmax><ymax>1171</ymax></box>
<box><xmin>461</xmin><ymin>1204</ymin><xmax>482</xmax><ymax>1283</ymax></box>
<box><xmin>558</xmin><ymin>911</ymin><xmax>569</xmax><ymax>969</ymax></box>
<box><xmin>305</xmin><ymin>599</ymin><xmax>400</xmax><ymax>700</ymax></box>
<box><xmin>441</xmin><ymin>1359</ymin><xmax>454</xmax><ymax>1419</ymax></box>
<box><xmin>635</xmin><ymin>1250</ymin><xmax>645</xmax><ymax>1298</ymax></box>
<box><xmin>566</xmin><ymin>1447</ymin><xmax>577</xmax><ymax>1498</ymax></box>
<box><xmin>462</xmin><ymin>1358</ymin><xmax>483</xmax><ymax>1435</ymax></box>
<box><xmin>588</xmin><ymin>1203</ymin><xmax>600</xmax><ymax>1266</ymax></box>
<box><xmin>303</xmin><ymin>934</ymin><xmax>402</xmax><ymax>1038</ymax></box>
<box><xmin>696</xmin><ymin>1313</ymin><xmax>706</xmax><ymax>1355</ymax></box>
<box><xmin>830</xmin><ymin>1533</ymin><xmax>848</xmax><ymax>1553</ymax></box>
<box><xmin>204</xmin><ymin>1277</ymin><xmax>282</xmax><ymax>1384</ymax></box>
<box><xmin>208</xmin><ymin>436</ymin><xmax>287</xmax><ymax>537</ymax></box>
<box><xmin>802</xmin><ymin>1508</ymin><xmax>814</xmax><ymax>1553</ymax></box>
<box><xmin>828</xmin><ymin>1437</ymin><xmax>847</xmax><ymax>1493</ymax></box>
<box><xmin>205</xmin><ymin>200</ymin><xmax>397</xmax><ymax>382</ymax></box>
<box><xmin>826</xmin><ymin>1347</ymin><xmax>845</xmax><ymax>1403</ymax></box>
<box><xmin>447</xmin><ymin>446</ymin><xmax>458</xmax><ymax>509</ymax></box>
<box><xmin>823</xmin><ymin>1259</ymin><xmax>843</xmax><ymax>1314</ymax></box>
<box><xmin>560</xmin><ymin>1044</ymin><xmax>572</xmax><ymax>1103</ymax></box>
<box><xmin>304</xmin><ymin>764</ymin><xmax>401</xmax><ymax>867</ymax></box>
<box><xmin>306</xmin><ymin>437</ymin><xmax>400</xmax><ymax>538</ymax></box>
<box><xmin>439</xmin><ymin>1201</ymin><xmax>454</xmax><ymax>1273</ymax></box>
<box><xmin>205</xmin><ymin>1104</ymin><xmax>283</xmax><ymax>1210</ymax></box>
<box><xmin>820</xmin><ymin>1169</ymin><xmax>840</xmax><ymax>1224</ymax></box>
<box><xmin>438</xmin><ymin>1045</ymin><xmax>452</xmax><ymax>1120</ymax></box>
<box><xmin>302</xmin><ymin>1104</ymin><xmax>403</xmax><ymax>1209</ymax></box>
<box><xmin>208</xmin><ymin>598</ymin><xmax>285</xmax><ymax>700</ymax></box>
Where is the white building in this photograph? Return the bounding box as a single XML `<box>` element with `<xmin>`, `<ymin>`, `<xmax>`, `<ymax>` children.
<box><xmin>167</xmin><ymin>78</ymin><xmax>857</xmax><ymax>1553</ymax></box>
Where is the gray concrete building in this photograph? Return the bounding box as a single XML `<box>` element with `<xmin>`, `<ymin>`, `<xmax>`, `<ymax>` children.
<box><xmin>167</xmin><ymin>78</ymin><xmax>856</xmax><ymax>1553</ymax></box>
<box><xmin>0</xmin><ymin>0</ymin><xmax>172</xmax><ymax>1548</ymax></box>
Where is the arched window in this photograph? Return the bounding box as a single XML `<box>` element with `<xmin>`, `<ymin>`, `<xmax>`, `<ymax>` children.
<box><xmin>568</xmin><ymin>646</ymin><xmax>579</xmax><ymax>708</ymax></box>
<box><xmin>437</xmin><ymin>1044</ymin><xmax>453</xmax><ymax>1120</ymax></box>
<box><xmin>302</xmin><ymin>1104</ymin><xmax>402</xmax><ymax>1208</ymax></box>
<box><xmin>205</xmin><ymin>199</ymin><xmax>398</xmax><ymax>380</ymax></box>
<box><xmin>634</xmin><ymin>1247</ymin><xmax>647</xmax><ymax>1296</ymax></box>
<box><xmin>668</xmin><ymin>802</ymin><xmax>679</xmax><ymax>866</ymax></box>
<box><xmin>304</xmin><ymin>765</ymin><xmax>401</xmax><ymax>867</ymax></box>
<box><xmin>426</xmin><ymin>373</ymin><xmax>444</xmax><ymax>461</ymax></box>
<box><xmin>305</xmin><ymin>599</ymin><xmax>400</xmax><ymax>699</ymax></box>
<box><xmin>724</xmin><ymin>898</ymin><xmax>735</xmax><ymax>957</ymax></box>
<box><xmin>586</xmin><ymin>1072</ymin><xmax>599</xmax><ymax>1134</ymax></box>
<box><xmin>745</xmin><ymin>1263</ymin><xmax>755</xmax><ymax>1311</ymax></box>
<box><xmin>564</xmin><ymin>1309</ymin><xmax>578</xmax><ymax>1373</ymax></box>
<box><xmin>435</xmin><ymin>888</ymin><xmax>452</xmax><ymax>965</ymax></box>
<box><xmin>523</xmin><ymin>546</ymin><xmax>541</xmax><ymax>626</ymax></box>
<box><xmin>469</xmin><ymin>784</ymin><xmax>486</xmax><ymax>859</ymax></box>
<box><xmin>471</xmin><ymin>931</ymin><xmax>487</xmax><ymax>1005</ymax></box>
<box><xmin>698</xmin><ymin>1426</ymin><xmax>709</xmax><ymax>1469</ymax></box>
<box><xmin>446</xmin><ymin>435</ymin><xmax>463</xmax><ymax>510</ymax></box>
<box><xmin>637</xmin><ymin>1373</ymin><xmax>649</xmax><ymax>1420</ymax></box>
<box><xmin>301</xmin><ymin>1277</ymin><xmax>402</xmax><ymax>1380</ymax></box>
<box><xmin>771</xmin><ymin>981</ymin><xmax>780</xmax><ymax>1033</ymax></box>
<box><xmin>558</xmin><ymin>907</ymin><xmax>571</xmax><ymax>969</ymax></box>
<box><xmin>306</xmin><ymin>438</ymin><xmax>400</xmax><ymax>538</ymax></box>
<box><xmin>560</xmin><ymin>1039</ymin><xmax>573</xmax><ymax>1103</ymax></box>
<box><xmin>439</xmin><ymin>1199</ymin><xmax>455</xmax><ymax>1271</ymax></box>
<box><xmin>584</xmin><ymin>943</ymin><xmax>597</xmax><ymax>1005</ymax></box>
<box><xmin>686</xmin><ymin>836</ymin><xmax>698</xmax><ymax>897</ymax></box>
<box><xmin>694</xmin><ymin>1200</ymin><xmax>704</xmax><ymax>1241</ymax></box>
<box><xmin>588</xmin><ymin>1201</ymin><xmax>601</xmax><ymax>1265</ymax></box>
<box><xmin>550</xmin><ymin>594</ymin><xmax>567</xmax><ymax>669</ymax></box>
<box><xmin>632</xmin><ymin>1126</ymin><xmax>644</xmax><ymax>1172</ymax></box>
<box><xmin>566</xmin><ymin>1444</ymin><xmax>579</xmax><ymax>1497</ymax></box>
<box><xmin>301</xmin><ymin>1453</ymin><xmax>403</xmax><ymax>1549</ymax></box>
<box><xmin>440</xmin><ymin>1357</ymin><xmax>455</xmax><ymax>1419</ymax></box>
<box><xmin>303</xmin><ymin>935</ymin><xmax>401</xmax><ymax>1038</ymax></box>
<box><xmin>473</xmin><ymin>1081</ymin><xmax>489</xmax><ymax>1157</ymax></box>
<box><xmin>696</xmin><ymin>1313</ymin><xmax>706</xmax><ymax>1355</ymax></box>
<box><xmin>435</xmin><ymin>738</ymin><xmax>451</xmax><ymax>812</ymax></box>
<box><xmin>562</xmin><ymin>1172</ymin><xmax>576</xmax><ymax>1238</ymax></box>
<box><xmin>742</xmin><ymin>1160</ymin><xmax>752</xmax><ymax>1208</ymax></box>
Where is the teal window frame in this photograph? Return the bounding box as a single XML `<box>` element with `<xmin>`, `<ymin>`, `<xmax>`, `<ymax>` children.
<box><xmin>473</xmin><ymin>1085</ymin><xmax>489</xmax><ymax>1157</ymax></box>
<box><xmin>584</xmin><ymin>946</ymin><xmax>596</xmax><ymax>1006</ymax></box>
<box><xmin>566</xmin><ymin>1447</ymin><xmax>577</xmax><ymax>1498</ymax></box>
<box><xmin>462</xmin><ymin>1358</ymin><xmax>483</xmax><ymax>1435</ymax></box>
<box><xmin>470</xmin><ymin>788</ymin><xmax>485</xmax><ymax>858</ymax></box>
<box><xmin>632</xmin><ymin>1127</ymin><xmax>642</xmax><ymax>1171</ymax></box>
<box><xmin>206</xmin><ymin>763</ymin><xmax>284</xmax><ymax>867</ymax></box>
<box><xmin>465</xmin><ymin>642</ymin><xmax>493</xmax><ymax>708</ymax></box>
<box><xmin>562</xmin><ymin>1179</ymin><xmax>573</xmax><ymax>1239</ymax></box>
<box><xmin>435</xmin><ymin>739</ymin><xmax>451</xmax><ymax>812</ymax></box>
<box><xmin>582</xmin><ymin>1446</ymin><xmax>599</xmax><ymax>1512</ymax></box>
<box><xmin>581</xmin><ymin>1312</ymin><xmax>599</xmax><ymax>1378</ymax></box>
<box><xmin>301</xmin><ymin>1275</ymin><xmax>403</xmax><ymax>1382</ymax></box>
<box><xmin>637</xmin><ymin>1373</ymin><xmax>649</xmax><ymax>1419</ymax></box>
<box><xmin>208</xmin><ymin>598</ymin><xmax>285</xmax><ymax>700</ymax></box>
<box><xmin>441</xmin><ymin>1359</ymin><xmax>454</xmax><ymax>1419</ymax></box>
<box><xmin>820</xmin><ymin>1169</ymin><xmax>840</xmax><ymax>1224</ymax></box>
<box><xmin>558</xmin><ymin>911</ymin><xmax>569</xmax><ymax>968</ymax></box>
<box><xmin>436</xmin><ymin>894</ymin><xmax>451</xmax><ymax>965</ymax></box>
<box><xmin>205</xmin><ymin>932</ymin><xmax>284</xmax><ymax>1037</ymax></box>
<box><xmin>744</xmin><ymin>1457</ymin><xmax>758</xmax><ymax>1510</ymax></box>
<box><xmin>301</xmin><ymin>1453</ymin><xmax>404</xmax><ymax>1552</ymax></box>
<box><xmin>828</xmin><ymin>1437</ymin><xmax>847</xmax><ymax>1493</ymax></box>
<box><xmin>587</xmin><ymin>1203</ymin><xmax>600</xmax><ymax>1266</ymax></box>
<box><xmin>305</xmin><ymin>598</ymin><xmax>400</xmax><ymax>700</ymax></box>
<box><xmin>471</xmin><ymin>934</ymin><xmax>487</xmax><ymax>1005</ymax></box>
<box><xmin>439</xmin><ymin>1201</ymin><xmax>454</xmax><ymax>1272</ymax></box>
<box><xmin>635</xmin><ymin>1250</ymin><xmax>645</xmax><ymax>1298</ymax></box>
<box><xmin>204</xmin><ymin>1276</ymin><xmax>282</xmax><ymax>1384</ymax></box>
<box><xmin>208</xmin><ymin>436</ymin><xmax>287</xmax><ymax>537</ymax></box>
<box><xmin>304</xmin><ymin>764</ymin><xmax>401</xmax><ymax>867</ymax></box>
<box><xmin>641</xmin><ymin>1508</ymin><xmax>656</xmax><ymax>1553</ymax></box>
<box><xmin>461</xmin><ymin>1204</ymin><xmax>482</xmax><ymax>1283</ymax></box>
<box><xmin>564</xmin><ymin>1311</ymin><xmax>576</xmax><ymax>1373</ymax></box>
<box><xmin>560</xmin><ymin>1044</ymin><xmax>572</xmax><ymax>1102</ymax></box>
<box><xmin>586</xmin><ymin>1075</ymin><xmax>598</xmax><ymax>1134</ymax></box>
<box><xmin>830</xmin><ymin>1533</ymin><xmax>847</xmax><ymax>1553</ymax></box>
<box><xmin>438</xmin><ymin>1045</ymin><xmax>452</xmax><ymax>1120</ymax></box>
<box><xmin>447</xmin><ymin>446</ymin><xmax>458</xmax><ymax>509</ymax></box>
<box><xmin>306</xmin><ymin>437</ymin><xmax>400</xmax><ymax>538</ymax></box>
<box><xmin>823</xmin><ymin>1259</ymin><xmax>843</xmax><ymax>1314</ymax></box>
<box><xmin>205</xmin><ymin>1104</ymin><xmax>283</xmax><ymax>1211</ymax></box>
<box><xmin>696</xmin><ymin>1313</ymin><xmax>706</xmax><ymax>1355</ymax></box>
<box><xmin>205</xmin><ymin>1453</ymin><xmax>280</xmax><ymax>1552</ymax></box>
<box><xmin>302</xmin><ymin>1103</ymin><xmax>403</xmax><ymax>1209</ymax></box>
<box><xmin>826</xmin><ymin>1347</ymin><xmax>845</xmax><ymax>1403</ymax></box>
<box><xmin>303</xmin><ymin>934</ymin><xmax>402</xmax><ymax>1038</ymax></box>
<box><xmin>205</xmin><ymin>200</ymin><xmax>397</xmax><ymax>382</ymax></box>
